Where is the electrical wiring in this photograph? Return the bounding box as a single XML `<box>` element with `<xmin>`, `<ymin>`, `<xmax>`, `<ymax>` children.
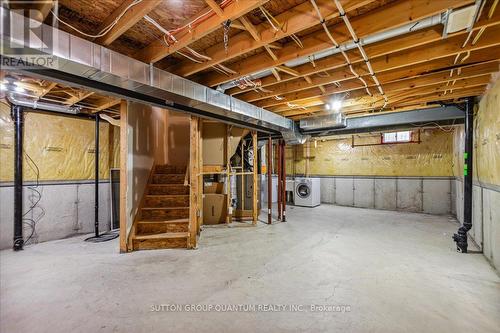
<box><xmin>50</xmin><ymin>0</ymin><xmax>143</xmax><ymax>38</ymax></box>
<box><xmin>259</xmin><ymin>5</ymin><xmax>303</xmax><ymax>49</ymax></box>
<box><xmin>218</xmin><ymin>64</ymin><xmax>237</xmax><ymax>75</ymax></box>
<box><xmin>411</xmin><ymin>119</ymin><xmax>456</xmax><ymax>133</ymax></box>
<box><xmin>310</xmin><ymin>0</ymin><xmax>382</xmax><ymax>111</ymax></box>
<box><xmin>22</xmin><ymin>151</ymin><xmax>45</xmax><ymax>245</ymax></box>
<box><xmin>446</xmin><ymin>0</ymin><xmax>497</xmax><ymax>94</ymax></box>
<box><xmin>176</xmin><ymin>50</ymin><xmax>204</xmax><ymax>63</ymax></box>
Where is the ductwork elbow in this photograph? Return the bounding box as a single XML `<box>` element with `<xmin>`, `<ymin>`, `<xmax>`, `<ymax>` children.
<box><xmin>6</xmin><ymin>94</ymin><xmax>80</xmax><ymax>114</ymax></box>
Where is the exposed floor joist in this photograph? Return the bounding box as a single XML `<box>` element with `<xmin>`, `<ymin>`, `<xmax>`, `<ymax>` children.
<box><xmin>198</xmin><ymin>0</ymin><xmax>474</xmax><ymax>87</ymax></box>
<box><xmin>168</xmin><ymin>0</ymin><xmax>374</xmax><ymax>77</ymax></box>
<box><xmin>137</xmin><ymin>0</ymin><xmax>268</xmax><ymax>63</ymax></box>
<box><xmin>95</xmin><ymin>0</ymin><xmax>162</xmax><ymax>46</ymax></box>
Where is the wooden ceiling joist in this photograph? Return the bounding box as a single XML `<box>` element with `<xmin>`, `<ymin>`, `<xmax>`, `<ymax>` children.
<box><xmin>137</xmin><ymin>0</ymin><xmax>268</xmax><ymax>63</ymax></box>
<box><xmin>38</xmin><ymin>82</ymin><xmax>57</xmax><ymax>98</ymax></box>
<box><xmin>252</xmin><ymin>23</ymin><xmax>500</xmax><ymax>108</ymax></box>
<box><xmin>270</xmin><ymin>73</ymin><xmax>493</xmax><ymax>114</ymax></box>
<box><xmin>230</xmin><ymin>3</ymin><xmax>500</xmax><ymax>98</ymax></box>
<box><xmin>205</xmin><ymin>0</ymin><xmax>224</xmax><ymax>17</ymax></box>
<box><xmin>287</xmin><ymin>85</ymin><xmax>486</xmax><ymax>119</ymax></box>
<box><xmin>95</xmin><ymin>0</ymin><xmax>162</xmax><ymax>46</ymax></box>
<box><xmin>239</xmin><ymin>15</ymin><xmax>261</xmax><ymax>41</ymax></box>
<box><xmin>271</xmin><ymin>68</ymin><xmax>281</xmax><ymax>82</ymax></box>
<box><xmin>199</xmin><ymin>0</ymin><xmax>475</xmax><ymax>88</ymax></box>
<box><xmin>92</xmin><ymin>98</ymin><xmax>121</xmax><ymax>113</ymax></box>
<box><xmin>64</xmin><ymin>91</ymin><xmax>95</xmax><ymax>106</ymax></box>
<box><xmin>236</xmin><ymin>25</ymin><xmax>446</xmax><ymax>101</ymax></box>
<box><xmin>257</xmin><ymin>58</ymin><xmax>500</xmax><ymax>109</ymax></box>
<box><xmin>170</xmin><ymin>0</ymin><xmax>373</xmax><ymax>77</ymax></box>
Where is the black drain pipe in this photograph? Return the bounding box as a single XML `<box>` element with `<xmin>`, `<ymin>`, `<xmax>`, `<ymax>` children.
<box><xmin>12</xmin><ymin>104</ymin><xmax>24</xmax><ymax>251</ymax></box>
<box><xmin>94</xmin><ymin>113</ymin><xmax>100</xmax><ymax>238</ymax></box>
<box><xmin>453</xmin><ymin>97</ymin><xmax>474</xmax><ymax>253</ymax></box>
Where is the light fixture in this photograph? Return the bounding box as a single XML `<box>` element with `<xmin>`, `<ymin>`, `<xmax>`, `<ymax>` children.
<box><xmin>331</xmin><ymin>99</ymin><xmax>342</xmax><ymax>112</ymax></box>
<box><xmin>0</xmin><ymin>83</ymin><xmax>6</xmax><ymax>91</ymax></box>
<box><xmin>325</xmin><ymin>103</ymin><xmax>331</xmax><ymax>111</ymax></box>
<box><xmin>14</xmin><ymin>85</ymin><xmax>25</xmax><ymax>93</ymax></box>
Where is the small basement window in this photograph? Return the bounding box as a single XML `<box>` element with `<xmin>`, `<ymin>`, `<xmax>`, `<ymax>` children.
<box><xmin>382</xmin><ymin>130</ymin><xmax>412</xmax><ymax>143</ymax></box>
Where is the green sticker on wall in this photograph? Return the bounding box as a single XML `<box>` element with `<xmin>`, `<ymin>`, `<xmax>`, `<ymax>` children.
<box><xmin>464</xmin><ymin>152</ymin><xmax>468</xmax><ymax>159</ymax></box>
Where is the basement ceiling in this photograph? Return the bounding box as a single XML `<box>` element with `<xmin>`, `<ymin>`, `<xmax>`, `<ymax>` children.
<box><xmin>7</xmin><ymin>0</ymin><xmax>500</xmax><ymax>119</ymax></box>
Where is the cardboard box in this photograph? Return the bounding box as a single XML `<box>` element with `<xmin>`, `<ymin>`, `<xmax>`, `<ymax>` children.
<box><xmin>203</xmin><ymin>194</ymin><xmax>227</xmax><ymax>225</ymax></box>
<box><xmin>204</xmin><ymin>181</ymin><xmax>224</xmax><ymax>194</ymax></box>
<box><xmin>202</xmin><ymin>123</ymin><xmax>225</xmax><ymax>166</ymax></box>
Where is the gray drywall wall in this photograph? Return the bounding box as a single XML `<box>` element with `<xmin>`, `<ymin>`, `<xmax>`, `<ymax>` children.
<box><xmin>454</xmin><ymin>178</ymin><xmax>500</xmax><ymax>271</ymax></box>
<box><xmin>297</xmin><ymin>176</ymin><xmax>452</xmax><ymax>215</ymax></box>
<box><xmin>0</xmin><ymin>181</ymin><xmax>111</xmax><ymax>250</ymax></box>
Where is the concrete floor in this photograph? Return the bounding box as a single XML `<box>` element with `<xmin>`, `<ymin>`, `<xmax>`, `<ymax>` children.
<box><xmin>1</xmin><ymin>204</ymin><xmax>499</xmax><ymax>333</ymax></box>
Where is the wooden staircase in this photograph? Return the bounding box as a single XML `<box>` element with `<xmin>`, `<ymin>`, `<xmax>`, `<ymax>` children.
<box><xmin>131</xmin><ymin>165</ymin><xmax>190</xmax><ymax>250</ymax></box>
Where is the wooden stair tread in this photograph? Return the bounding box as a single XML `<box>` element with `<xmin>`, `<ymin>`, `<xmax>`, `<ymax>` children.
<box><xmin>145</xmin><ymin>194</ymin><xmax>189</xmax><ymax>197</ymax></box>
<box><xmin>138</xmin><ymin>218</ymin><xmax>188</xmax><ymax>224</ymax></box>
<box><xmin>141</xmin><ymin>206</ymin><xmax>189</xmax><ymax>210</ymax></box>
<box><xmin>134</xmin><ymin>232</ymin><xmax>189</xmax><ymax>240</ymax></box>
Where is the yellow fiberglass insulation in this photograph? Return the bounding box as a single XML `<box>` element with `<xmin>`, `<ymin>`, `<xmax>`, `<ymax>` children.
<box><xmin>0</xmin><ymin>101</ymin><xmax>119</xmax><ymax>182</ymax></box>
<box><xmin>454</xmin><ymin>76</ymin><xmax>500</xmax><ymax>186</ymax></box>
<box><xmin>287</xmin><ymin>128</ymin><xmax>454</xmax><ymax>177</ymax></box>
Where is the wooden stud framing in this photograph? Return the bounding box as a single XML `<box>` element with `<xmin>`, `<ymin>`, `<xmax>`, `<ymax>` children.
<box><xmin>226</xmin><ymin>125</ymin><xmax>232</xmax><ymax>224</ymax></box>
<box><xmin>252</xmin><ymin>131</ymin><xmax>258</xmax><ymax>225</ymax></box>
<box><xmin>189</xmin><ymin>116</ymin><xmax>200</xmax><ymax>249</ymax></box>
<box><xmin>267</xmin><ymin>136</ymin><xmax>272</xmax><ymax>225</ymax></box>
<box><xmin>281</xmin><ymin>140</ymin><xmax>286</xmax><ymax>222</ymax></box>
<box><xmin>277</xmin><ymin>138</ymin><xmax>282</xmax><ymax>221</ymax></box>
<box><xmin>240</xmin><ymin>139</ymin><xmax>245</xmax><ymax>213</ymax></box>
<box><xmin>197</xmin><ymin>119</ymin><xmax>203</xmax><ymax>235</ymax></box>
<box><xmin>119</xmin><ymin>100</ymin><xmax>127</xmax><ymax>253</ymax></box>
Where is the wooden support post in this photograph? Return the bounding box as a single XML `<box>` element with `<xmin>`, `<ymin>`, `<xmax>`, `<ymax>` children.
<box><xmin>267</xmin><ymin>136</ymin><xmax>272</xmax><ymax>225</ymax></box>
<box><xmin>189</xmin><ymin>116</ymin><xmax>200</xmax><ymax>249</ymax></box>
<box><xmin>281</xmin><ymin>140</ymin><xmax>287</xmax><ymax>222</ymax></box>
<box><xmin>241</xmin><ymin>139</ymin><xmax>245</xmax><ymax>212</ymax></box>
<box><xmin>277</xmin><ymin>138</ymin><xmax>282</xmax><ymax>221</ymax></box>
<box><xmin>252</xmin><ymin>131</ymin><xmax>258</xmax><ymax>225</ymax></box>
<box><xmin>197</xmin><ymin>119</ymin><xmax>203</xmax><ymax>235</ymax></box>
<box><xmin>119</xmin><ymin>100</ymin><xmax>128</xmax><ymax>253</ymax></box>
<box><xmin>226</xmin><ymin>125</ymin><xmax>232</xmax><ymax>224</ymax></box>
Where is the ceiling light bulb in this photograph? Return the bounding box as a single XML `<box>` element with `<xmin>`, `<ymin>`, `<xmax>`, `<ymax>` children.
<box><xmin>325</xmin><ymin>103</ymin><xmax>331</xmax><ymax>111</ymax></box>
<box><xmin>0</xmin><ymin>83</ymin><xmax>6</xmax><ymax>91</ymax></box>
<box><xmin>331</xmin><ymin>99</ymin><xmax>342</xmax><ymax>112</ymax></box>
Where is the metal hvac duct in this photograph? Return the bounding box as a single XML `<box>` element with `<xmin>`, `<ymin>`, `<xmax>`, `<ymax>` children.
<box><xmin>0</xmin><ymin>8</ymin><xmax>307</xmax><ymax>144</ymax></box>
<box><xmin>299</xmin><ymin>113</ymin><xmax>347</xmax><ymax>130</ymax></box>
<box><xmin>6</xmin><ymin>93</ymin><xmax>80</xmax><ymax>114</ymax></box>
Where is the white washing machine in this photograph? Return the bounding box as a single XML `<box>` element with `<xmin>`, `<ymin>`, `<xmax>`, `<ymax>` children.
<box><xmin>294</xmin><ymin>178</ymin><xmax>321</xmax><ymax>207</ymax></box>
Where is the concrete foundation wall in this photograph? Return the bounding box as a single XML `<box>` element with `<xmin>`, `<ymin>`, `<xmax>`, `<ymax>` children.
<box><xmin>317</xmin><ymin>176</ymin><xmax>453</xmax><ymax>215</ymax></box>
<box><xmin>454</xmin><ymin>179</ymin><xmax>500</xmax><ymax>270</ymax></box>
<box><xmin>452</xmin><ymin>77</ymin><xmax>500</xmax><ymax>272</ymax></box>
<box><xmin>0</xmin><ymin>181</ymin><xmax>111</xmax><ymax>250</ymax></box>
